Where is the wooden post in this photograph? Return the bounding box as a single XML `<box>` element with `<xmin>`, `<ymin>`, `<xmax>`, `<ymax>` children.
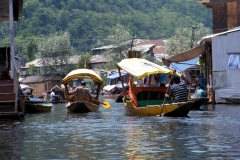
<box><xmin>9</xmin><ymin>0</ymin><xmax>19</xmax><ymax>111</ymax></box>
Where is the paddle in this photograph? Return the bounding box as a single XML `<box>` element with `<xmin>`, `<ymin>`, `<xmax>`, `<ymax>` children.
<box><xmin>160</xmin><ymin>73</ymin><xmax>173</xmax><ymax>116</ymax></box>
<box><xmin>101</xmin><ymin>101</ymin><xmax>111</xmax><ymax>109</ymax></box>
<box><xmin>92</xmin><ymin>99</ymin><xmax>111</xmax><ymax>109</ymax></box>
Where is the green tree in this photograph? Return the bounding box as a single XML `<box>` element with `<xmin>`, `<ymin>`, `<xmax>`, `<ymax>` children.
<box><xmin>165</xmin><ymin>24</ymin><xmax>210</xmax><ymax>56</ymax></box>
<box><xmin>77</xmin><ymin>52</ymin><xmax>92</xmax><ymax>69</ymax></box>
<box><xmin>37</xmin><ymin>31</ymin><xmax>72</xmax><ymax>75</ymax></box>
<box><xmin>28</xmin><ymin>64</ymin><xmax>36</xmax><ymax>75</ymax></box>
<box><xmin>26</xmin><ymin>37</ymin><xmax>36</xmax><ymax>62</ymax></box>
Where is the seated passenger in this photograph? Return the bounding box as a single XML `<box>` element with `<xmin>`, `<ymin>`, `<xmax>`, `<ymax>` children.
<box><xmin>69</xmin><ymin>81</ymin><xmax>92</xmax><ymax>101</ymax></box>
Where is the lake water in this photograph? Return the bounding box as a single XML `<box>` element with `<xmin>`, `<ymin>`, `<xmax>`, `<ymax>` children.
<box><xmin>0</xmin><ymin>99</ymin><xmax>240</xmax><ymax>159</ymax></box>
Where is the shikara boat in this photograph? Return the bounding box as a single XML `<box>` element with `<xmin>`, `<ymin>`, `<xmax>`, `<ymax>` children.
<box><xmin>20</xmin><ymin>84</ymin><xmax>53</xmax><ymax>113</ymax></box>
<box><xmin>62</xmin><ymin>69</ymin><xmax>104</xmax><ymax>113</ymax></box>
<box><xmin>25</xmin><ymin>98</ymin><xmax>52</xmax><ymax>113</ymax></box>
<box><xmin>221</xmin><ymin>97</ymin><xmax>240</xmax><ymax>104</ymax></box>
<box><xmin>117</xmin><ymin>58</ymin><xmax>193</xmax><ymax>117</ymax></box>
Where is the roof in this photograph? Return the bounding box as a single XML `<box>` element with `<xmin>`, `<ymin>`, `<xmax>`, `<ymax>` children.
<box><xmin>23</xmin><ymin>55</ymin><xmax>80</xmax><ymax>68</ymax></box>
<box><xmin>133</xmin><ymin>39</ymin><xmax>166</xmax><ymax>55</ymax></box>
<box><xmin>107</xmin><ymin>71</ymin><xmax>127</xmax><ymax>79</ymax></box>
<box><xmin>201</xmin><ymin>26</ymin><xmax>240</xmax><ymax>43</ymax></box>
<box><xmin>19</xmin><ymin>74</ymin><xmax>63</xmax><ymax>83</ymax></box>
<box><xmin>91</xmin><ymin>45</ymin><xmax>118</xmax><ymax>50</ymax></box>
<box><xmin>0</xmin><ymin>0</ymin><xmax>24</xmax><ymax>21</ymax></box>
<box><xmin>131</xmin><ymin>44</ymin><xmax>155</xmax><ymax>53</ymax></box>
<box><xmin>90</xmin><ymin>55</ymin><xmax>110</xmax><ymax>64</ymax></box>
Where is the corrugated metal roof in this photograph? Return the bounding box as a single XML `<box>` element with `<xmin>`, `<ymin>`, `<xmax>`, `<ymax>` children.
<box><xmin>23</xmin><ymin>55</ymin><xmax>80</xmax><ymax>68</ymax></box>
<box><xmin>131</xmin><ymin>44</ymin><xmax>155</xmax><ymax>52</ymax></box>
<box><xmin>90</xmin><ymin>55</ymin><xmax>110</xmax><ymax>63</ymax></box>
<box><xmin>20</xmin><ymin>74</ymin><xmax>62</xmax><ymax>83</ymax></box>
<box><xmin>202</xmin><ymin>26</ymin><xmax>240</xmax><ymax>42</ymax></box>
<box><xmin>133</xmin><ymin>39</ymin><xmax>166</xmax><ymax>55</ymax></box>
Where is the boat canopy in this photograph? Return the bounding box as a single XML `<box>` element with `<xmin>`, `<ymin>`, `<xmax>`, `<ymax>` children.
<box><xmin>117</xmin><ymin>58</ymin><xmax>179</xmax><ymax>79</ymax></box>
<box><xmin>62</xmin><ymin>69</ymin><xmax>103</xmax><ymax>84</ymax></box>
<box><xmin>20</xmin><ymin>84</ymin><xmax>32</xmax><ymax>89</ymax></box>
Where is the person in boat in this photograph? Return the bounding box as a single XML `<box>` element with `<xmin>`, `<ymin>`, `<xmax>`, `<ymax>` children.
<box><xmin>164</xmin><ymin>71</ymin><xmax>192</xmax><ymax>103</ymax></box>
<box><xmin>196</xmin><ymin>86</ymin><xmax>207</xmax><ymax>98</ymax></box>
<box><xmin>68</xmin><ymin>80</ymin><xmax>92</xmax><ymax>101</ymax></box>
<box><xmin>50</xmin><ymin>89</ymin><xmax>60</xmax><ymax>101</ymax></box>
<box><xmin>199</xmin><ymin>73</ymin><xmax>207</xmax><ymax>91</ymax></box>
<box><xmin>121</xmin><ymin>86</ymin><xmax>129</xmax><ymax>97</ymax></box>
<box><xmin>22</xmin><ymin>88</ymin><xmax>29</xmax><ymax>96</ymax></box>
<box><xmin>0</xmin><ymin>65</ymin><xmax>11</xmax><ymax>80</ymax></box>
<box><xmin>192</xmin><ymin>78</ymin><xmax>200</xmax><ymax>98</ymax></box>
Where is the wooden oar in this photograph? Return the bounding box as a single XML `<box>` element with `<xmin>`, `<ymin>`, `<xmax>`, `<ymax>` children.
<box><xmin>92</xmin><ymin>99</ymin><xmax>111</xmax><ymax>109</ymax></box>
<box><xmin>160</xmin><ymin>73</ymin><xmax>173</xmax><ymax>116</ymax></box>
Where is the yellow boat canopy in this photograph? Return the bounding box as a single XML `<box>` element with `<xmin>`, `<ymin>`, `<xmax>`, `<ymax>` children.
<box><xmin>62</xmin><ymin>69</ymin><xmax>103</xmax><ymax>84</ymax></box>
<box><xmin>117</xmin><ymin>58</ymin><xmax>180</xmax><ymax>79</ymax></box>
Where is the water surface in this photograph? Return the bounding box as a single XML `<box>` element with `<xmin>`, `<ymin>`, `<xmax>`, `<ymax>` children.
<box><xmin>0</xmin><ymin>99</ymin><xmax>240</xmax><ymax>159</ymax></box>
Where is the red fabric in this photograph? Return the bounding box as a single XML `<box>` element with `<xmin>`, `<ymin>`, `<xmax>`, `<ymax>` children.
<box><xmin>129</xmin><ymin>78</ymin><xmax>139</xmax><ymax>107</ymax></box>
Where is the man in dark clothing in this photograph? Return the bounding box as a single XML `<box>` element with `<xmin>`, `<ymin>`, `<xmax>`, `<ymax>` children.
<box><xmin>164</xmin><ymin>70</ymin><xmax>192</xmax><ymax>102</ymax></box>
<box><xmin>0</xmin><ymin>66</ymin><xmax>10</xmax><ymax>80</ymax></box>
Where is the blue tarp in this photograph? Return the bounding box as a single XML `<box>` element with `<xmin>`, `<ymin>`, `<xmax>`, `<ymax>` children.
<box><xmin>171</xmin><ymin>57</ymin><xmax>199</xmax><ymax>72</ymax></box>
<box><xmin>107</xmin><ymin>72</ymin><xmax>127</xmax><ymax>79</ymax></box>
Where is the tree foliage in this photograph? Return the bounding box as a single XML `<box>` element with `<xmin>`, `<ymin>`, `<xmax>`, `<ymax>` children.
<box><xmin>26</xmin><ymin>37</ymin><xmax>36</xmax><ymax>62</ymax></box>
<box><xmin>37</xmin><ymin>31</ymin><xmax>72</xmax><ymax>75</ymax></box>
<box><xmin>0</xmin><ymin>0</ymin><xmax>212</xmax><ymax>55</ymax></box>
<box><xmin>165</xmin><ymin>24</ymin><xmax>211</xmax><ymax>56</ymax></box>
<box><xmin>77</xmin><ymin>52</ymin><xmax>92</xmax><ymax>69</ymax></box>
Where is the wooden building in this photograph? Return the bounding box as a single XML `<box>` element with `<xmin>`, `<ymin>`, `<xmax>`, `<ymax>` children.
<box><xmin>198</xmin><ymin>0</ymin><xmax>240</xmax><ymax>34</ymax></box>
<box><xmin>19</xmin><ymin>74</ymin><xmax>63</xmax><ymax>97</ymax></box>
<box><xmin>0</xmin><ymin>0</ymin><xmax>24</xmax><ymax>118</ymax></box>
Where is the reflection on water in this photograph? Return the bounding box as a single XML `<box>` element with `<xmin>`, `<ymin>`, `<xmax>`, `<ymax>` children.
<box><xmin>0</xmin><ymin>100</ymin><xmax>240</xmax><ymax>159</ymax></box>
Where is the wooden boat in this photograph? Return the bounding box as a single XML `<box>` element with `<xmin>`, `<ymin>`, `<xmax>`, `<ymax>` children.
<box><xmin>25</xmin><ymin>97</ymin><xmax>52</xmax><ymax>113</ymax></box>
<box><xmin>117</xmin><ymin>58</ymin><xmax>193</xmax><ymax>117</ymax></box>
<box><xmin>62</xmin><ymin>69</ymin><xmax>103</xmax><ymax>113</ymax></box>
<box><xmin>221</xmin><ymin>97</ymin><xmax>240</xmax><ymax>104</ymax></box>
<box><xmin>189</xmin><ymin>97</ymin><xmax>209</xmax><ymax>110</ymax></box>
<box><xmin>20</xmin><ymin>84</ymin><xmax>53</xmax><ymax>113</ymax></box>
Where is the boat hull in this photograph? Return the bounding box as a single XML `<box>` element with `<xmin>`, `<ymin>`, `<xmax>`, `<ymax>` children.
<box><xmin>25</xmin><ymin>101</ymin><xmax>52</xmax><ymax>113</ymax></box>
<box><xmin>189</xmin><ymin>98</ymin><xmax>209</xmax><ymax>110</ymax></box>
<box><xmin>124</xmin><ymin>100</ymin><xmax>193</xmax><ymax>117</ymax></box>
<box><xmin>66</xmin><ymin>101</ymin><xmax>100</xmax><ymax>113</ymax></box>
<box><xmin>221</xmin><ymin>97</ymin><xmax>240</xmax><ymax>104</ymax></box>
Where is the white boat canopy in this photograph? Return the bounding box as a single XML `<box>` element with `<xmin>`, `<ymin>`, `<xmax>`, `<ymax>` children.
<box><xmin>117</xmin><ymin>58</ymin><xmax>179</xmax><ymax>79</ymax></box>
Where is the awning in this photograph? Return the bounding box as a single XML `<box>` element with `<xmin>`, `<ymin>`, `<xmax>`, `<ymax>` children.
<box><xmin>171</xmin><ymin>57</ymin><xmax>199</xmax><ymax>72</ymax></box>
<box><xmin>117</xmin><ymin>58</ymin><xmax>180</xmax><ymax>79</ymax></box>
<box><xmin>103</xmin><ymin>85</ymin><xmax>116</xmax><ymax>91</ymax></box>
<box><xmin>107</xmin><ymin>72</ymin><xmax>127</xmax><ymax>79</ymax></box>
<box><xmin>162</xmin><ymin>44</ymin><xmax>205</xmax><ymax>67</ymax></box>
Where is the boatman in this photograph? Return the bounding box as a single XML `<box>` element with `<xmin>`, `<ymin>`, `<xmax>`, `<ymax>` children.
<box><xmin>69</xmin><ymin>81</ymin><xmax>92</xmax><ymax>101</ymax></box>
<box><xmin>164</xmin><ymin>69</ymin><xmax>192</xmax><ymax>103</ymax></box>
<box><xmin>50</xmin><ymin>89</ymin><xmax>60</xmax><ymax>101</ymax></box>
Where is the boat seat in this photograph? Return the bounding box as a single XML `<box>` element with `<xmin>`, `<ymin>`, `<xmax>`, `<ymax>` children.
<box><xmin>136</xmin><ymin>91</ymin><xmax>165</xmax><ymax>101</ymax></box>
